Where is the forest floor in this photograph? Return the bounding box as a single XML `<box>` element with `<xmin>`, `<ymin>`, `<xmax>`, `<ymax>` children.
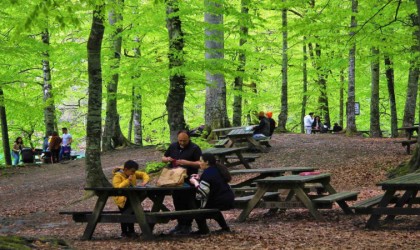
<box><xmin>0</xmin><ymin>133</ymin><xmax>419</xmax><ymax>249</ymax></box>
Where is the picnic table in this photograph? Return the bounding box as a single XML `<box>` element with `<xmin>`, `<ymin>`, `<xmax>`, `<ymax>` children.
<box><xmin>237</xmin><ymin>173</ymin><xmax>358</xmax><ymax>222</ymax></box>
<box><xmin>203</xmin><ymin>147</ymin><xmax>252</xmax><ymax>169</ymax></box>
<box><xmin>365</xmin><ymin>172</ymin><xmax>420</xmax><ymax>229</ymax></box>
<box><xmin>230</xmin><ymin>167</ymin><xmax>317</xmax><ymax>188</ymax></box>
<box><xmin>396</xmin><ymin>126</ymin><xmax>418</xmax><ymax>154</ymax></box>
<box><xmin>60</xmin><ymin>186</ymin><xmax>225</xmax><ymax>240</ymax></box>
<box><xmin>212</xmin><ymin>126</ymin><xmax>245</xmax><ymax>139</ymax></box>
<box><xmin>227</xmin><ymin>128</ymin><xmax>268</xmax><ymax>153</ymax></box>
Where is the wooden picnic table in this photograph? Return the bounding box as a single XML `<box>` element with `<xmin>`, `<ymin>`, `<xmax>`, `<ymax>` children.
<box><xmin>230</xmin><ymin>167</ymin><xmax>317</xmax><ymax>188</ymax></box>
<box><xmin>237</xmin><ymin>173</ymin><xmax>358</xmax><ymax>222</ymax></box>
<box><xmin>60</xmin><ymin>186</ymin><xmax>224</xmax><ymax>240</ymax></box>
<box><xmin>203</xmin><ymin>147</ymin><xmax>251</xmax><ymax>169</ymax></box>
<box><xmin>365</xmin><ymin>172</ymin><xmax>420</xmax><ymax>229</ymax></box>
<box><xmin>227</xmin><ymin>128</ymin><xmax>268</xmax><ymax>153</ymax></box>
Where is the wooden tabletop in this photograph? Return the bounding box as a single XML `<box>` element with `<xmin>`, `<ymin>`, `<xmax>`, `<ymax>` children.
<box><xmin>212</xmin><ymin>126</ymin><xmax>245</xmax><ymax>133</ymax></box>
<box><xmin>255</xmin><ymin>173</ymin><xmax>331</xmax><ymax>184</ymax></box>
<box><xmin>377</xmin><ymin>172</ymin><xmax>420</xmax><ymax>189</ymax></box>
<box><xmin>230</xmin><ymin>167</ymin><xmax>316</xmax><ymax>175</ymax></box>
<box><xmin>227</xmin><ymin>128</ymin><xmax>254</xmax><ymax>137</ymax></box>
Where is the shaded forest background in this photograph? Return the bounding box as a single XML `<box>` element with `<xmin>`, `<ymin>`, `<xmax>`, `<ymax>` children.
<box><xmin>1</xmin><ymin>0</ymin><xmax>420</xmax><ymax>165</ymax></box>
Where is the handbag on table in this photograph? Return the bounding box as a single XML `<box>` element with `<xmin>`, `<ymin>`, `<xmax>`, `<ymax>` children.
<box><xmin>156</xmin><ymin>167</ymin><xmax>187</xmax><ymax>187</ymax></box>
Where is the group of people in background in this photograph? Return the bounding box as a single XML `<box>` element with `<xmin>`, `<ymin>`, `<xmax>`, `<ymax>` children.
<box><xmin>252</xmin><ymin>111</ymin><xmax>276</xmax><ymax>139</ymax></box>
<box><xmin>11</xmin><ymin>127</ymin><xmax>72</xmax><ymax>166</ymax></box>
<box><xmin>303</xmin><ymin>112</ymin><xmax>343</xmax><ymax>134</ymax></box>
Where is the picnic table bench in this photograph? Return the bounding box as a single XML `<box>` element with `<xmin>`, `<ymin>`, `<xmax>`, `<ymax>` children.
<box><xmin>365</xmin><ymin>172</ymin><xmax>420</xmax><ymax>229</ymax></box>
<box><xmin>59</xmin><ymin>186</ymin><xmax>225</xmax><ymax>240</ymax></box>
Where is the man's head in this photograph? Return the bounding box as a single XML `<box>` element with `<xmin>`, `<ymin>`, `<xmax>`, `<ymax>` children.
<box><xmin>123</xmin><ymin>160</ymin><xmax>139</xmax><ymax>176</ymax></box>
<box><xmin>258</xmin><ymin>111</ymin><xmax>265</xmax><ymax>119</ymax></box>
<box><xmin>62</xmin><ymin>128</ymin><xmax>68</xmax><ymax>134</ymax></box>
<box><xmin>177</xmin><ymin>130</ymin><xmax>190</xmax><ymax>148</ymax></box>
<box><xmin>309</xmin><ymin>112</ymin><xmax>314</xmax><ymax>117</ymax></box>
<box><xmin>266</xmin><ymin>111</ymin><xmax>273</xmax><ymax>118</ymax></box>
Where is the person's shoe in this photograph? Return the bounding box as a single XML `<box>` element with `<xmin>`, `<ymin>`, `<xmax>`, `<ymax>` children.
<box><xmin>214</xmin><ymin>227</ymin><xmax>231</xmax><ymax>234</ymax></box>
<box><xmin>173</xmin><ymin>225</ymin><xmax>191</xmax><ymax>235</ymax></box>
<box><xmin>191</xmin><ymin>229</ymin><xmax>210</xmax><ymax>236</ymax></box>
<box><xmin>168</xmin><ymin>225</ymin><xmax>182</xmax><ymax>235</ymax></box>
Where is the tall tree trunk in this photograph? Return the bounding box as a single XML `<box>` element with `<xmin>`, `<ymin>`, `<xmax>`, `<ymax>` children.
<box><xmin>384</xmin><ymin>55</ymin><xmax>398</xmax><ymax>138</ymax></box>
<box><xmin>102</xmin><ymin>0</ymin><xmax>130</xmax><ymax>151</ymax></box>
<box><xmin>132</xmin><ymin>37</ymin><xmax>143</xmax><ymax>145</ymax></box>
<box><xmin>278</xmin><ymin>1</ymin><xmax>288</xmax><ymax>132</ymax></box>
<box><xmin>370</xmin><ymin>47</ymin><xmax>381</xmax><ymax>137</ymax></box>
<box><xmin>204</xmin><ymin>0</ymin><xmax>230</xmax><ymax>131</ymax></box>
<box><xmin>0</xmin><ymin>87</ymin><xmax>12</xmax><ymax>166</ymax></box>
<box><xmin>301</xmin><ymin>39</ymin><xmax>308</xmax><ymax>134</ymax></box>
<box><xmin>339</xmin><ymin>70</ymin><xmax>344</xmax><ymax>127</ymax></box>
<box><xmin>85</xmin><ymin>5</ymin><xmax>109</xmax><ymax>188</ymax></box>
<box><xmin>402</xmin><ymin>15</ymin><xmax>420</xmax><ymax>131</ymax></box>
<box><xmin>392</xmin><ymin>0</ymin><xmax>420</xmax><ymax>175</ymax></box>
<box><xmin>232</xmin><ymin>0</ymin><xmax>249</xmax><ymax>127</ymax></box>
<box><xmin>307</xmin><ymin>43</ymin><xmax>330</xmax><ymax>127</ymax></box>
<box><xmin>346</xmin><ymin>0</ymin><xmax>358</xmax><ymax>135</ymax></box>
<box><xmin>165</xmin><ymin>0</ymin><xmax>187</xmax><ymax>143</ymax></box>
<box><xmin>41</xmin><ymin>29</ymin><xmax>56</xmax><ymax>137</ymax></box>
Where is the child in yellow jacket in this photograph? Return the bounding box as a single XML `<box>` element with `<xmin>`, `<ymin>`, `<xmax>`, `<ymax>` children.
<box><xmin>112</xmin><ymin>160</ymin><xmax>150</xmax><ymax>238</ymax></box>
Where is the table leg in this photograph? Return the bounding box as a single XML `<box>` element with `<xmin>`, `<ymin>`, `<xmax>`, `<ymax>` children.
<box><xmin>366</xmin><ymin>189</ymin><xmax>397</xmax><ymax>229</ymax></box>
<box><xmin>293</xmin><ymin>187</ymin><xmax>325</xmax><ymax>221</ymax></box>
<box><xmin>235</xmin><ymin>151</ymin><xmax>251</xmax><ymax>169</ymax></box>
<box><xmin>82</xmin><ymin>191</ymin><xmax>109</xmax><ymax>240</ymax></box>
<box><xmin>247</xmin><ymin>137</ymin><xmax>266</xmax><ymax>153</ymax></box>
<box><xmin>126</xmin><ymin>191</ymin><xmax>154</xmax><ymax>239</ymax></box>
<box><xmin>237</xmin><ymin>185</ymin><xmax>269</xmax><ymax>222</ymax></box>
<box><xmin>385</xmin><ymin>190</ymin><xmax>417</xmax><ymax>221</ymax></box>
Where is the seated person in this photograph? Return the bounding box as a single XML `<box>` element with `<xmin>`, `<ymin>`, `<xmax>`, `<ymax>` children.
<box><xmin>333</xmin><ymin>123</ymin><xmax>343</xmax><ymax>132</ymax></box>
<box><xmin>252</xmin><ymin>111</ymin><xmax>271</xmax><ymax>139</ymax></box>
<box><xmin>312</xmin><ymin>116</ymin><xmax>323</xmax><ymax>131</ymax></box>
<box><xmin>189</xmin><ymin>153</ymin><xmax>234</xmax><ymax>235</ymax></box>
<box><xmin>266</xmin><ymin>111</ymin><xmax>276</xmax><ymax>136</ymax></box>
<box><xmin>112</xmin><ymin>160</ymin><xmax>150</xmax><ymax>238</ymax></box>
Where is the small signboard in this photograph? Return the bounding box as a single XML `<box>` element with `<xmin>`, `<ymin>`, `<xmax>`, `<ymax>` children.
<box><xmin>354</xmin><ymin>102</ymin><xmax>360</xmax><ymax>115</ymax></box>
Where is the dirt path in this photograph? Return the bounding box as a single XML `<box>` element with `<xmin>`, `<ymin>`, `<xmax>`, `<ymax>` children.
<box><xmin>0</xmin><ymin>133</ymin><xmax>418</xmax><ymax>249</ymax></box>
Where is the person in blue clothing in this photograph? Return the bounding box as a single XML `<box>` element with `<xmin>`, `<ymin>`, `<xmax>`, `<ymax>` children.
<box><xmin>189</xmin><ymin>153</ymin><xmax>234</xmax><ymax>235</ymax></box>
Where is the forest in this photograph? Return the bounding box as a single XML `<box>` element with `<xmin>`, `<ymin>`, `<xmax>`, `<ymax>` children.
<box><xmin>1</xmin><ymin>0</ymin><xmax>420</xmax><ymax>167</ymax></box>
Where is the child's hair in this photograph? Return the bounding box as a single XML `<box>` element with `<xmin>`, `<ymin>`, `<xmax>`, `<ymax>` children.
<box><xmin>124</xmin><ymin>160</ymin><xmax>139</xmax><ymax>170</ymax></box>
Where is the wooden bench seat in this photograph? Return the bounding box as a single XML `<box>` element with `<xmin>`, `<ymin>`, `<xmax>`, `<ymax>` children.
<box><xmin>234</xmin><ymin>192</ymin><xmax>280</xmax><ymax>209</ymax></box>
<box><xmin>313</xmin><ymin>191</ymin><xmax>359</xmax><ymax>214</ymax></box>
<box><xmin>60</xmin><ymin>209</ymin><xmax>223</xmax><ymax>225</ymax></box>
<box><xmin>312</xmin><ymin>191</ymin><xmax>359</xmax><ymax>204</ymax></box>
<box><xmin>214</xmin><ymin>138</ymin><xmax>232</xmax><ymax>148</ymax></box>
<box><xmin>393</xmin><ymin>139</ymin><xmax>417</xmax><ymax>154</ymax></box>
<box><xmin>350</xmin><ymin>194</ymin><xmax>401</xmax><ymax>214</ymax></box>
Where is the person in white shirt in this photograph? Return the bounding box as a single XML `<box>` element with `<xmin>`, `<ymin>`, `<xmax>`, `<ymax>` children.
<box><xmin>303</xmin><ymin>112</ymin><xmax>315</xmax><ymax>134</ymax></box>
<box><xmin>59</xmin><ymin>127</ymin><xmax>73</xmax><ymax>161</ymax></box>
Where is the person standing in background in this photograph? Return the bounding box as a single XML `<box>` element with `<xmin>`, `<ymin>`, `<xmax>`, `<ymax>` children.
<box><xmin>303</xmin><ymin>112</ymin><xmax>314</xmax><ymax>134</ymax></box>
<box><xmin>49</xmin><ymin>131</ymin><xmax>62</xmax><ymax>163</ymax></box>
<box><xmin>11</xmin><ymin>137</ymin><xmax>24</xmax><ymax>166</ymax></box>
<box><xmin>59</xmin><ymin>127</ymin><xmax>73</xmax><ymax>161</ymax></box>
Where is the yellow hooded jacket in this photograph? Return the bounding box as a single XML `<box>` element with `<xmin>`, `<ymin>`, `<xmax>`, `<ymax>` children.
<box><xmin>112</xmin><ymin>167</ymin><xmax>150</xmax><ymax>208</ymax></box>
